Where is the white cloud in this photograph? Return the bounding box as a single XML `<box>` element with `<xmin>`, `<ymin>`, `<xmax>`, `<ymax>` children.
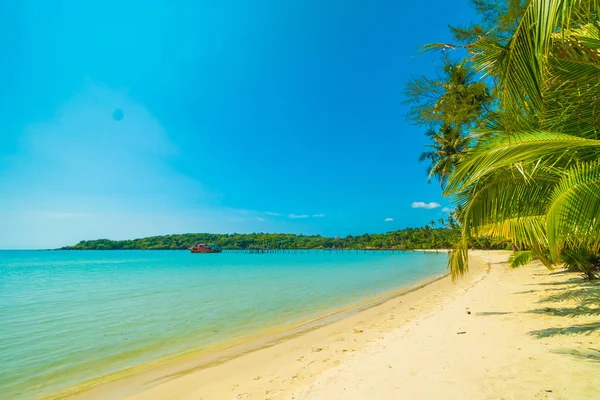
<box><xmin>289</xmin><ymin>214</ymin><xmax>309</xmax><ymax>219</ymax></box>
<box><xmin>384</xmin><ymin>217</ymin><xmax>393</xmax><ymax>222</ymax></box>
<box><xmin>263</xmin><ymin>211</ymin><xmax>323</xmax><ymax>219</ymax></box>
<box><xmin>255</xmin><ymin>217</ymin><xmax>265</xmax><ymax>221</ymax></box>
<box><xmin>263</xmin><ymin>211</ymin><xmax>283</xmax><ymax>216</ymax></box>
<box><xmin>411</xmin><ymin>202</ymin><xmax>441</xmax><ymax>209</ymax></box>
<box><xmin>442</xmin><ymin>207</ymin><xmax>454</xmax><ymax>213</ymax></box>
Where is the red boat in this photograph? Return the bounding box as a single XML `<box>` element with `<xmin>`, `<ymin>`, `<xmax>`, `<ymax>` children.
<box><xmin>188</xmin><ymin>243</ymin><xmax>222</xmax><ymax>253</ymax></box>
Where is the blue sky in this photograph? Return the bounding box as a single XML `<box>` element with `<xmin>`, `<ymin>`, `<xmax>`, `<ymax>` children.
<box><xmin>0</xmin><ymin>0</ymin><xmax>477</xmax><ymax>249</ymax></box>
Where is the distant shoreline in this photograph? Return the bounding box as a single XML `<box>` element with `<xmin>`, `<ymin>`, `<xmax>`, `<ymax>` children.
<box><xmin>59</xmin><ymin>228</ymin><xmax>466</xmax><ymax>251</ymax></box>
<box><xmin>57</xmin><ymin>248</ymin><xmax>451</xmax><ymax>252</ymax></box>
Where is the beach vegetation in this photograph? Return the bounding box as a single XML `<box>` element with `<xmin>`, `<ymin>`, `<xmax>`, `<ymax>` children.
<box><xmin>63</xmin><ymin>226</ymin><xmax>475</xmax><ymax>251</ymax></box>
<box><xmin>416</xmin><ymin>0</ymin><xmax>600</xmax><ymax>279</ymax></box>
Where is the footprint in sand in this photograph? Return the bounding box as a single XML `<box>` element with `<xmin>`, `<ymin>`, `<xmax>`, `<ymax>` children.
<box><xmin>352</xmin><ymin>328</ymin><xmax>364</xmax><ymax>334</ymax></box>
<box><xmin>311</xmin><ymin>347</ymin><xmax>324</xmax><ymax>353</ymax></box>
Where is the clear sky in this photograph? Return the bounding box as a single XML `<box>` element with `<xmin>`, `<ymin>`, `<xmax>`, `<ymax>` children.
<box><xmin>0</xmin><ymin>0</ymin><xmax>477</xmax><ymax>249</ymax></box>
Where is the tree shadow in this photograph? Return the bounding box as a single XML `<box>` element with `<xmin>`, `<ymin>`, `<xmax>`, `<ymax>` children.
<box><xmin>526</xmin><ymin>280</ymin><xmax>600</xmax><ymax>337</ymax></box>
<box><xmin>527</xmin><ymin>306</ymin><xmax>600</xmax><ymax>318</ymax></box>
<box><xmin>538</xmin><ymin>284</ymin><xmax>600</xmax><ymax>307</ymax></box>
<box><xmin>533</xmin><ymin>270</ymin><xmax>572</xmax><ymax>277</ymax></box>
<box><xmin>529</xmin><ymin>322</ymin><xmax>600</xmax><ymax>338</ymax></box>
<box><xmin>552</xmin><ymin>348</ymin><xmax>600</xmax><ymax>363</ymax></box>
<box><xmin>474</xmin><ymin>311</ymin><xmax>513</xmax><ymax>316</ymax></box>
<box><xmin>526</xmin><ymin>276</ymin><xmax>588</xmax><ymax>286</ymax></box>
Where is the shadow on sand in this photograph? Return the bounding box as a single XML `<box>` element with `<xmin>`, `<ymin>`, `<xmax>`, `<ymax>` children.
<box><xmin>529</xmin><ymin>322</ymin><xmax>600</xmax><ymax>338</ymax></box>
<box><xmin>551</xmin><ymin>347</ymin><xmax>600</xmax><ymax>362</ymax></box>
<box><xmin>474</xmin><ymin>311</ymin><xmax>513</xmax><ymax>316</ymax></box>
<box><xmin>526</xmin><ymin>275</ymin><xmax>600</xmax><ymax>338</ymax></box>
<box><xmin>526</xmin><ymin>276</ymin><xmax>588</xmax><ymax>286</ymax></box>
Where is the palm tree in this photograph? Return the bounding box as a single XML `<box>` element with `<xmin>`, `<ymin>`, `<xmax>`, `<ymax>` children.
<box><xmin>419</xmin><ymin>124</ymin><xmax>472</xmax><ymax>187</ymax></box>
<box><xmin>446</xmin><ymin>214</ymin><xmax>457</xmax><ymax>229</ymax></box>
<box><xmin>444</xmin><ymin>0</ymin><xmax>600</xmax><ymax>280</ymax></box>
<box><xmin>407</xmin><ymin>57</ymin><xmax>492</xmax><ymax>188</ymax></box>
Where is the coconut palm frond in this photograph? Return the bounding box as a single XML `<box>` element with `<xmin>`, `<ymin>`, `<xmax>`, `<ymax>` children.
<box><xmin>443</xmin><ymin>0</ymin><xmax>600</xmax><ymax>277</ymax></box>
<box><xmin>546</xmin><ymin>160</ymin><xmax>600</xmax><ymax>258</ymax></box>
<box><xmin>508</xmin><ymin>250</ymin><xmax>536</xmax><ymax>268</ymax></box>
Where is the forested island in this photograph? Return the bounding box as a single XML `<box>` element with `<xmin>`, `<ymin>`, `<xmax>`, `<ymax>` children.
<box><xmin>61</xmin><ymin>226</ymin><xmax>505</xmax><ymax>251</ymax></box>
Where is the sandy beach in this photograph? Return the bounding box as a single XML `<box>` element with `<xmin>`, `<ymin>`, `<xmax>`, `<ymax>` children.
<box><xmin>75</xmin><ymin>250</ymin><xmax>600</xmax><ymax>400</ymax></box>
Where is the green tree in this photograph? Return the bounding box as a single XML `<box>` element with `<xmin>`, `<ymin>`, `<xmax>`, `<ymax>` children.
<box><xmin>61</xmin><ymin>226</ymin><xmax>466</xmax><ymax>251</ymax></box>
<box><xmin>405</xmin><ymin>58</ymin><xmax>491</xmax><ymax>187</ymax></box>
<box><xmin>444</xmin><ymin>0</ymin><xmax>600</xmax><ymax>280</ymax></box>
<box><xmin>406</xmin><ymin>1</ymin><xmax>529</xmax><ymax>189</ymax></box>
<box><xmin>419</xmin><ymin>124</ymin><xmax>472</xmax><ymax>187</ymax></box>
<box><xmin>449</xmin><ymin>0</ymin><xmax>529</xmax><ymax>44</ymax></box>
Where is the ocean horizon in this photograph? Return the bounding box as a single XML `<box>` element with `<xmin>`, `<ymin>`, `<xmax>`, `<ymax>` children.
<box><xmin>0</xmin><ymin>250</ymin><xmax>447</xmax><ymax>399</ymax></box>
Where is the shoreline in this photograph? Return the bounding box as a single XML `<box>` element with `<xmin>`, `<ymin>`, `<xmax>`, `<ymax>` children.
<box><xmin>71</xmin><ymin>249</ymin><xmax>600</xmax><ymax>399</ymax></box>
<box><xmin>121</xmin><ymin>252</ymin><xmax>490</xmax><ymax>400</ymax></box>
<box><xmin>60</xmin><ymin>252</ymin><xmax>453</xmax><ymax>399</ymax></box>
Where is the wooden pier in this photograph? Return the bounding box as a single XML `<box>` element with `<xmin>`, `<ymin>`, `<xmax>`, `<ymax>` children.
<box><xmin>221</xmin><ymin>248</ymin><xmax>444</xmax><ymax>254</ymax></box>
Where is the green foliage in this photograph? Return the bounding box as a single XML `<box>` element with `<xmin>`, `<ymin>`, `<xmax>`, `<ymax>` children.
<box><xmin>404</xmin><ymin>55</ymin><xmax>492</xmax><ymax>187</ymax></box>
<box><xmin>405</xmin><ymin>1</ymin><xmax>527</xmax><ymax>190</ymax></box>
<box><xmin>507</xmin><ymin>250</ymin><xmax>535</xmax><ymax>268</ymax></box>
<box><xmin>419</xmin><ymin>125</ymin><xmax>472</xmax><ymax>187</ymax></box>
<box><xmin>405</xmin><ymin>59</ymin><xmax>492</xmax><ymax>130</ymax></box>
<box><xmin>450</xmin><ymin>0</ymin><xmax>529</xmax><ymax>44</ymax></box>
<box><xmin>560</xmin><ymin>248</ymin><xmax>600</xmax><ymax>281</ymax></box>
<box><xmin>444</xmin><ymin>0</ymin><xmax>600</xmax><ymax>278</ymax></box>
<box><xmin>62</xmin><ymin>226</ymin><xmax>469</xmax><ymax>251</ymax></box>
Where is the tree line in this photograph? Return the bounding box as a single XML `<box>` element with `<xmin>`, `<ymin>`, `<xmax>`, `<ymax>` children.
<box><xmin>61</xmin><ymin>225</ymin><xmax>507</xmax><ymax>251</ymax></box>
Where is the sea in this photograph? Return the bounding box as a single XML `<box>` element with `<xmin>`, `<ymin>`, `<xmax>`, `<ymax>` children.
<box><xmin>0</xmin><ymin>250</ymin><xmax>448</xmax><ymax>399</ymax></box>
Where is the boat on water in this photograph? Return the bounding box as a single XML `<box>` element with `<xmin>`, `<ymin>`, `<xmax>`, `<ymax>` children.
<box><xmin>188</xmin><ymin>243</ymin><xmax>222</xmax><ymax>253</ymax></box>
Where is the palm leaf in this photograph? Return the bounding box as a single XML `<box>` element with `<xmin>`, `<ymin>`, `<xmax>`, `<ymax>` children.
<box><xmin>445</xmin><ymin>132</ymin><xmax>600</xmax><ymax>193</ymax></box>
<box><xmin>508</xmin><ymin>250</ymin><xmax>535</xmax><ymax>268</ymax></box>
<box><xmin>546</xmin><ymin>160</ymin><xmax>600</xmax><ymax>257</ymax></box>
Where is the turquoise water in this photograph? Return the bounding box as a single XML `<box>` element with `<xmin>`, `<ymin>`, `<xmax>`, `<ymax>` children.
<box><xmin>0</xmin><ymin>250</ymin><xmax>447</xmax><ymax>399</ymax></box>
